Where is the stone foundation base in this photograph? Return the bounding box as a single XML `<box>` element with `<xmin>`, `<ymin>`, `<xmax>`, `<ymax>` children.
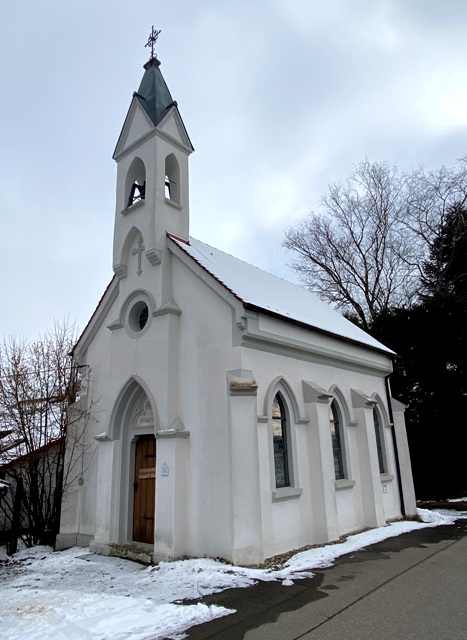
<box><xmin>55</xmin><ymin>533</ymin><xmax>93</xmax><ymax>551</ymax></box>
<box><xmin>90</xmin><ymin>540</ymin><xmax>155</xmax><ymax>565</ymax></box>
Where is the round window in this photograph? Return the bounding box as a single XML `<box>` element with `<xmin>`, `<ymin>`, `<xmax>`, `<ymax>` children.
<box><xmin>122</xmin><ymin>290</ymin><xmax>155</xmax><ymax>338</ymax></box>
<box><xmin>129</xmin><ymin>301</ymin><xmax>149</xmax><ymax>333</ymax></box>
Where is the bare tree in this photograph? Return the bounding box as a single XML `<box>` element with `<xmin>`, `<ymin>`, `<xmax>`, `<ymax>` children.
<box><xmin>404</xmin><ymin>157</ymin><xmax>467</xmax><ymax>269</ymax></box>
<box><xmin>284</xmin><ymin>158</ymin><xmax>467</xmax><ymax>329</ymax></box>
<box><xmin>0</xmin><ymin>320</ymin><xmax>92</xmax><ymax>553</ymax></box>
<box><xmin>284</xmin><ymin>160</ymin><xmax>421</xmax><ymax>330</ymax></box>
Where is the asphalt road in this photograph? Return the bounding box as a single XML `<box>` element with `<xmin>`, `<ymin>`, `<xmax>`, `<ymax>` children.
<box><xmin>187</xmin><ymin>510</ymin><xmax>467</xmax><ymax>640</ymax></box>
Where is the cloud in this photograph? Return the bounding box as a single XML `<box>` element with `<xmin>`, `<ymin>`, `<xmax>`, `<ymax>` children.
<box><xmin>2</xmin><ymin>1</ymin><xmax>467</xmax><ymax>338</ymax></box>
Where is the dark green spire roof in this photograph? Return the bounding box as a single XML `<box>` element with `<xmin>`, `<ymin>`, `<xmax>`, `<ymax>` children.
<box><xmin>113</xmin><ymin>56</ymin><xmax>194</xmax><ymax>158</ymax></box>
<box><xmin>134</xmin><ymin>58</ymin><xmax>175</xmax><ymax>127</ymax></box>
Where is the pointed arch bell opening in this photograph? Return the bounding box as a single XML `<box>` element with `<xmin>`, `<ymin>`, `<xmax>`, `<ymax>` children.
<box><xmin>125</xmin><ymin>157</ymin><xmax>146</xmax><ymax>208</ymax></box>
<box><xmin>165</xmin><ymin>153</ymin><xmax>180</xmax><ymax>204</ymax></box>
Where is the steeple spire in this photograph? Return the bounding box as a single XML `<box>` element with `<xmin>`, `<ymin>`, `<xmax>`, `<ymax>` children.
<box><xmin>112</xmin><ymin>32</ymin><xmax>194</xmax><ymax>275</ymax></box>
<box><xmin>135</xmin><ymin>62</ymin><xmax>174</xmax><ymax>127</ymax></box>
<box><xmin>132</xmin><ymin>27</ymin><xmax>176</xmax><ymax>128</ymax></box>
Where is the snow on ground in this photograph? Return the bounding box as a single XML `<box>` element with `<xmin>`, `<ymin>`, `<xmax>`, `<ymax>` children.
<box><xmin>1</xmin><ymin>509</ymin><xmax>466</xmax><ymax>640</ymax></box>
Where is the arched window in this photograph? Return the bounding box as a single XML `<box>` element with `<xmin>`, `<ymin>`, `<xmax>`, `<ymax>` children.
<box><xmin>125</xmin><ymin>157</ymin><xmax>146</xmax><ymax>208</ymax></box>
<box><xmin>164</xmin><ymin>153</ymin><xmax>180</xmax><ymax>204</ymax></box>
<box><xmin>272</xmin><ymin>394</ymin><xmax>290</xmax><ymax>488</ymax></box>
<box><xmin>330</xmin><ymin>401</ymin><xmax>345</xmax><ymax>480</ymax></box>
<box><xmin>373</xmin><ymin>408</ymin><xmax>387</xmax><ymax>474</ymax></box>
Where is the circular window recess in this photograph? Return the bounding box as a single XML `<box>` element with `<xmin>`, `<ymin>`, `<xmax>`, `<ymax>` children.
<box><xmin>129</xmin><ymin>301</ymin><xmax>149</xmax><ymax>333</ymax></box>
<box><xmin>122</xmin><ymin>290</ymin><xmax>155</xmax><ymax>338</ymax></box>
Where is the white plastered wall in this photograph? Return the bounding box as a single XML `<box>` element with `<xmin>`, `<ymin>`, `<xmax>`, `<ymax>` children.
<box><xmin>58</xmin><ymin>259</ymin><xmax>411</xmax><ymax>564</ymax></box>
<box><xmin>239</xmin><ymin>313</ymin><xmax>403</xmax><ymax>559</ymax></box>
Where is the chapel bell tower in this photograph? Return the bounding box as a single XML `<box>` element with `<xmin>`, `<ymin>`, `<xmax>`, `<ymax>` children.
<box><xmin>112</xmin><ymin>28</ymin><xmax>194</xmax><ymax>279</ymax></box>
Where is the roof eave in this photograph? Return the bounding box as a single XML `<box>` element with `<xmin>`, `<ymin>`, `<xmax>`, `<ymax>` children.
<box><xmin>243</xmin><ymin>302</ymin><xmax>394</xmax><ymax>357</ymax></box>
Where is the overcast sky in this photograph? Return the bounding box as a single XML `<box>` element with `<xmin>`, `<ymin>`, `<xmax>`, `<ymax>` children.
<box><xmin>2</xmin><ymin>0</ymin><xmax>467</xmax><ymax>340</ymax></box>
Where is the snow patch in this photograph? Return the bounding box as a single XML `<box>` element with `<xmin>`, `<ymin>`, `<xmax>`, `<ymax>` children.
<box><xmin>1</xmin><ymin>508</ymin><xmax>465</xmax><ymax>639</ymax></box>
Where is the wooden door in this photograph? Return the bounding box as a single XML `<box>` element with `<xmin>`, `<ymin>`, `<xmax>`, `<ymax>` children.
<box><xmin>133</xmin><ymin>435</ymin><xmax>156</xmax><ymax>544</ymax></box>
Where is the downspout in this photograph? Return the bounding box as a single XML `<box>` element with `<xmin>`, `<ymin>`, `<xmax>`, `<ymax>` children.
<box><xmin>385</xmin><ymin>370</ymin><xmax>406</xmax><ymax>517</ymax></box>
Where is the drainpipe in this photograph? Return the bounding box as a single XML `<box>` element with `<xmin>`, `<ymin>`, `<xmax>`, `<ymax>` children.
<box><xmin>385</xmin><ymin>371</ymin><xmax>406</xmax><ymax>517</ymax></box>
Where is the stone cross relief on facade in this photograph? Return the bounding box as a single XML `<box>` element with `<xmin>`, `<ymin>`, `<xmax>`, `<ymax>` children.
<box><xmin>132</xmin><ymin>237</ymin><xmax>145</xmax><ymax>275</ymax></box>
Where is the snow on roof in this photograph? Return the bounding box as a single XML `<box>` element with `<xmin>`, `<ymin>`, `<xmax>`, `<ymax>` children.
<box><xmin>170</xmin><ymin>235</ymin><xmax>393</xmax><ymax>354</ymax></box>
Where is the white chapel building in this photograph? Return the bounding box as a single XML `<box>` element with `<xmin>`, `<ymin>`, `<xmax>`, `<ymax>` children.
<box><xmin>57</xmin><ymin>51</ymin><xmax>416</xmax><ymax>565</ymax></box>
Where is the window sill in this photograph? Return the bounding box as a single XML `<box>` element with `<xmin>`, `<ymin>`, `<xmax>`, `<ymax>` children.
<box><xmin>272</xmin><ymin>487</ymin><xmax>303</xmax><ymax>502</ymax></box>
<box><xmin>335</xmin><ymin>479</ymin><xmax>356</xmax><ymax>491</ymax></box>
<box><xmin>165</xmin><ymin>197</ymin><xmax>183</xmax><ymax>211</ymax></box>
<box><xmin>380</xmin><ymin>473</ymin><xmax>394</xmax><ymax>483</ymax></box>
<box><xmin>121</xmin><ymin>199</ymin><xmax>145</xmax><ymax>215</ymax></box>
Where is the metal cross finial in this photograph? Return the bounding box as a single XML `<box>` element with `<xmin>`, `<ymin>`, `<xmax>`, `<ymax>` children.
<box><xmin>145</xmin><ymin>26</ymin><xmax>161</xmax><ymax>59</ymax></box>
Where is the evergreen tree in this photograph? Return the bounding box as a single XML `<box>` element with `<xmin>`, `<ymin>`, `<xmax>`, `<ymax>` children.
<box><xmin>371</xmin><ymin>206</ymin><xmax>467</xmax><ymax>499</ymax></box>
<box><xmin>421</xmin><ymin>204</ymin><xmax>467</xmax><ymax>297</ymax></box>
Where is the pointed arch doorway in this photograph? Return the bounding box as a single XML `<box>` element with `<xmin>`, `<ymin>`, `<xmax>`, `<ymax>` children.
<box><xmin>110</xmin><ymin>379</ymin><xmax>159</xmax><ymax>546</ymax></box>
<box><xmin>133</xmin><ymin>433</ymin><xmax>156</xmax><ymax>543</ymax></box>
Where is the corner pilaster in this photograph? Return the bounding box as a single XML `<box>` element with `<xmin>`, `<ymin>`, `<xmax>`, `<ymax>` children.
<box><xmin>302</xmin><ymin>381</ymin><xmax>338</xmax><ymax>543</ymax></box>
<box><xmin>391</xmin><ymin>399</ymin><xmax>417</xmax><ymax>516</ymax></box>
<box><xmin>92</xmin><ymin>439</ymin><xmax>120</xmax><ymax>544</ymax></box>
<box><xmin>226</xmin><ymin>370</ymin><xmax>264</xmax><ymax>564</ymax></box>
<box><xmin>351</xmin><ymin>389</ymin><xmax>386</xmax><ymax>527</ymax></box>
<box><xmin>153</xmin><ymin>429</ymin><xmax>190</xmax><ymax>561</ymax></box>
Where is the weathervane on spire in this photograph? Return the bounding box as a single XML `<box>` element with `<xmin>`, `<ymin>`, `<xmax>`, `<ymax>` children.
<box><xmin>145</xmin><ymin>26</ymin><xmax>161</xmax><ymax>59</ymax></box>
